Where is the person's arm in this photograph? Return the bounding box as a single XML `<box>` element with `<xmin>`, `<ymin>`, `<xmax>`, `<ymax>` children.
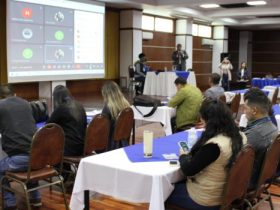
<box><xmin>172</xmin><ymin>51</ymin><xmax>177</xmax><ymax>63</ymax></box>
<box><xmin>204</xmin><ymin>89</ymin><xmax>213</xmax><ymax>99</ymax></box>
<box><xmin>182</xmin><ymin>50</ymin><xmax>188</xmax><ymax>60</ymax></box>
<box><xmin>135</xmin><ymin>63</ymin><xmax>146</xmax><ymax>77</ymax></box>
<box><xmin>179</xmin><ymin>143</ymin><xmax>220</xmax><ymax>176</ymax></box>
<box><xmin>229</xmin><ymin>63</ymin><xmax>233</xmax><ymax>70</ymax></box>
<box><xmin>168</xmin><ymin>90</ymin><xmax>185</xmax><ymax>108</ymax></box>
<box><xmin>46</xmin><ymin>106</ymin><xmax>64</xmax><ymax>124</ymax></box>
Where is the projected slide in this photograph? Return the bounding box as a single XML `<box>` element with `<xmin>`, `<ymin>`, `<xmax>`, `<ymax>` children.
<box><xmin>7</xmin><ymin>0</ymin><xmax>105</xmax><ymax>83</ymax></box>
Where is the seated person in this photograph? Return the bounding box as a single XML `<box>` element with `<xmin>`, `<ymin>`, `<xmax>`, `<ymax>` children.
<box><xmin>243</xmin><ymin>88</ymin><xmax>278</xmax><ymax>189</ymax></box>
<box><xmin>167</xmin><ymin>99</ymin><xmax>247</xmax><ymax>210</ymax></box>
<box><xmin>204</xmin><ymin>73</ymin><xmax>225</xmax><ymax>100</ymax></box>
<box><xmin>101</xmin><ymin>81</ymin><xmax>130</xmax><ymax>150</ymax></box>
<box><xmin>0</xmin><ymin>85</ymin><xmax>41</xmax><ymax>209</ymax></box>
<box><xmin>47</xmin><ymin>85</ymin><xmax>87</xmax><ymax>156</ymax></box>
<box><xmin>168</xmin><ymin>77</ymin><xmax>203</xmax><ymax>133</ymax></box>
<box><xmin>134</xmin><ymin>53</ymin><xmax>147</xmax><ymax>95</ymax></box>
<box><xmin>237</xmin><ymin>61</ymin><xmax>249</xmax><ymax>81</ymax></box>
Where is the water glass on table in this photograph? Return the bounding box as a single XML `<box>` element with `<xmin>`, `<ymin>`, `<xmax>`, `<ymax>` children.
<box><xmin>143</xmin><ymin>130</ymin><xmax>153</xmax><ymax>158</ymax></box>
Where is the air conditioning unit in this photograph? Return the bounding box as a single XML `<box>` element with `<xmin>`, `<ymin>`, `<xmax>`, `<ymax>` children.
<box><xmin>142</xmin><ymin>31</ymin><xmax>153</xmax><ymax>40</ymax></box>
<box><xmin>202</xmin><ymin>38</ymin><xmax>214</xmax><ymax>46</ymax></box>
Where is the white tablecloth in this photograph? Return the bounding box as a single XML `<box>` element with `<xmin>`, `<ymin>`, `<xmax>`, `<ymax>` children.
<box><xmin>224</xmin><ymin>89</ymin><xmax>274</xmax><ymax>105</ymax></box>
<box><xmin>143</xmin><ymin>71</ymin><xmax>196</xmax><ymax>97</ymax></box>
<box><xmin>132</xmin><ymin>106</ymin><xmax>176</xmax><ymax>136</ymax></box>
<box><xmin>69</xmin><ymin>148</ymin><xmax>184</xmax><ymax>210</ymax></box>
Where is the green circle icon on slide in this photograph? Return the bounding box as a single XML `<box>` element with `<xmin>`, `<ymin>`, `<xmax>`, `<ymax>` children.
<box><xmin>55</xmin><ymin>30</ymin><xmax>64</xmax><ymax>41</ymax></box>
<box><xmin>22</xmin><ymin>48</ymin><xmax>33</xmax><ymax>59</ymax></box>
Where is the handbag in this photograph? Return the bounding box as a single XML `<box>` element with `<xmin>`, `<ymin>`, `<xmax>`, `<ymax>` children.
<box><xmin>133</xmin><ymin>95</ymin><xmax>162</xmax><ymax>117</ymax></box>
<box><xmin>30</xmin><ymin>100</ymin><xmax>49</xmax><ymax>123</ymax></box>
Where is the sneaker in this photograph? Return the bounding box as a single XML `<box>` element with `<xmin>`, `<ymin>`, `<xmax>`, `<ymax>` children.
<box><xmin>29</xmin><ymin>198</ymin><xmax>42</xmax><ymax>207</ymax></box>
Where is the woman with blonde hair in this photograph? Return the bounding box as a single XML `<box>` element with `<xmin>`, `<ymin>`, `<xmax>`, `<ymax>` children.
<box><xmin>101</xmin><ymin>81</ymin><xmax>130</xmax><ymax>150</ymax></box>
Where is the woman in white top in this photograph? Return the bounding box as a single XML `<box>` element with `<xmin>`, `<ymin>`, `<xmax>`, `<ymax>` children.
<box><xmin>219</xmin><ymin>57</ymin><xmax>233</xmax><ymax>91</ymax></box>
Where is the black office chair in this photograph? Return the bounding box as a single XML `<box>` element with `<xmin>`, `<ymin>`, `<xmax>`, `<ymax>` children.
<box><xmin>128</xmin><ymin>65</ymin><xmax>140</xmax><ymax>95</ymax></box>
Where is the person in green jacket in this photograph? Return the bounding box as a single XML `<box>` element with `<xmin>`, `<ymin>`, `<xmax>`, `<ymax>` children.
<box><xmin>168</xmin><ymin>77</ymin><xmax>203</xmax><ymax>133</ymax></box>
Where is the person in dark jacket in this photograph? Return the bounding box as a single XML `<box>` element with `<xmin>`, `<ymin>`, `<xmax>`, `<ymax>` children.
<box><xmin>0</xmin><ymin>85</ymin><xmax>41</xmax><ymax>209</ymax></box>
<box><xmin>47</xmin><ymin>85</ymin><xmax>87</xmax><ymax>156</ymax></box>
<box><xmin>134</xmin><ymin>53</ymin><xmax>147</xmax><ymax>95</ymax></box>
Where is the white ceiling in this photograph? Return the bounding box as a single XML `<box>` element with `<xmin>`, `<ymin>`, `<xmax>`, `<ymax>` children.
<box><xmin>98</xmin><ymin>0</ymin><xmax>280</xmax><ymax>29</ymax></box>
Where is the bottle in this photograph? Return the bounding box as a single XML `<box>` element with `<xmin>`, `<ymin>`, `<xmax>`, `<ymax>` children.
<box><xmin>187</xmin><ymin>127</ymin><xmax>197</xmax><ymax>149</ymax></box>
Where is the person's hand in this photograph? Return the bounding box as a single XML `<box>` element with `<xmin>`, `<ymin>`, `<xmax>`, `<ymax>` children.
<box><xmin>179</xmin><ymin>148</ymin><xmax>188</xmax><ymax>156</ymax></box>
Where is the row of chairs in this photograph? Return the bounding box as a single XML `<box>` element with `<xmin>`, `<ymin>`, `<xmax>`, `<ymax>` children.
<box><xmin>0</xmin><ymin>107</ymin><xmax>134</xmax><ymax>209</ymax></box>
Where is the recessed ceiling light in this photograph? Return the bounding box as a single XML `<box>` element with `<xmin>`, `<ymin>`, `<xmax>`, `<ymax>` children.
<box><xmin>200</xmin><ymin>4</ymin><xmax>220</xmax><ymax>9</ymax></box>
<box><xmin>247</xmin><ymin>1</ymin><xmax>267</xmax><ymax>6</ymax></box>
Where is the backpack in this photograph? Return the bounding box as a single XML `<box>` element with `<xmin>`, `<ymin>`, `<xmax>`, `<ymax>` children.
<box><xmin>30</xmin><ymin>100</ymin><xmax>49</xmax><ymax>123</ymax></box>
<box><xmin>133</xmin><ymin>95</ymin><xmax>162</xmax><ymax>117</ymax></box>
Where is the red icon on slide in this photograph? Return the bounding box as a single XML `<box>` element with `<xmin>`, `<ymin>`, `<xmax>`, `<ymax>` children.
<box><xmin>22</xmin><ymin>8</ymin><xmax>32</xmax><ymax>19</ymax></box>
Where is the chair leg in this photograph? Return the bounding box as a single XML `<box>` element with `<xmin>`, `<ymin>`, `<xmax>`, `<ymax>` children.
<box><xmin>268</xmin><ymin>195</ymin><xmax>274</xmax><ymax>210</ymax></box>
<box><xmin>58</xmin><ymin>175</ymin><xmax>69</xmax><ymax>210</ymax></box>
<box><xmin>16</xmin><ymin>180</ymin><xmax>32</xmax><ymax>210</ymax></box>
<box><xmin>0</xmin><ymin>176</ymin><xmax>7</xmax><ymax>209</ymax></box>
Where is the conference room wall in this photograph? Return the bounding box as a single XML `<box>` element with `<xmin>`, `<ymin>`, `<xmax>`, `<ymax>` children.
<box><xmin>5</xmin><ymin>9</ymin><xmax>120</xmax><ymax>100</ymax></box>
<box><xmin>142</xmin><ymin>31</ymin><xmax>175</xmax><ymax>70</ymax></box>
<box><xmin>193</xmin><ymin>36</ymin><xmax>213</xmax><ymax>91</ymax></box>
<box><xmin>228</xmin><ymin>29</ymin><xmax>240</xmax><ymax>81</ymax></box>
<box><xmin>252</xmin><ymin>30</ymin><xmax>280</xmax><ymax>78</ymax></box>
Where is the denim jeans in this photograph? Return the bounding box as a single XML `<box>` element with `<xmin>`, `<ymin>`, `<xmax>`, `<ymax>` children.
<box><xmin>0</xmin><ymin>155</ymin><xmax>41</xmax><ymax>207</ymax></box>
<box><xmin>167</xmin><ymin>181</ymin><xmax>220</xmax><ymax>210</ymax></box>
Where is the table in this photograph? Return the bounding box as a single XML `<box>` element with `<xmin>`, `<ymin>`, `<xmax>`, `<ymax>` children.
<box><xmin>143</xmin><ymin>71</ymin><xmax>196</xmax><ymax>97</ymax></box>
<box><xmin>70</xmin><ymin>130</ymin><xmax>201</xmax><ymax>210</ymax></box>
<box><xmin>132</xmin><ymin>106</ymin><xmax>176</xmax><ymax>136</ymax></box>
<box><xmin>252</xmin><ymin>78</ymin><xmax>280</xmax><ymax>89</ymax></box>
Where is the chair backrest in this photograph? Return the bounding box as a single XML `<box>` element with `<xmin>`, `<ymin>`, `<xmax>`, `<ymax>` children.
<box><xmin>255</xmin><ymin>134</ymin><xmax>280</xmax><ymax>197</ymax></box>
<box><xmin>219</xmin><ymin>94</ymin><xmax>227</xmax><ymax>103</ymax></box>
<box><xmin>29</xmin><ymin>123</ymin><xmax>64</xmax><ymax>171</ymax></box>
<box><xmin>220</xmin><ymin>145</ymin><xmax>255</xmax><ymax>210</ymax></box>
<box><xmin>113</xmin><ymin>107</ymin><xmax>134</xmax><ymax>144</ymax></box>
<box><xmin>128</xmin><ymin>65</ymin><xmax>135</xmax><ymax>78</ymax></box>
<box><xmin>84</xmin><ymin>114</ymin><xmax>110</xmax><ymax>155</ymax></box>
<box><xmin>271</xmin><ymin>87</ymin><xmax>279</xmax><ymax>105</ymax></box>
<box><xmin>230</xmin><ymin>93</ymin><xmax>241</xmax><ymax>115</ymax></box>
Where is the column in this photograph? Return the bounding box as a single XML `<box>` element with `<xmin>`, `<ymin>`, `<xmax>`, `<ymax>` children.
<box><xmin>212</xmin><ymin>26</ymin><xmax>229</xmax><ymax>73</ymax></box>
<box><xmin>175</xmin><ymin>19</ymin><xmax>193</xmax><ymax>70</ymax></box>
<box><xmin>239</xmin><ymin>31</ymin><xmax>252</xmax><ymax>76</ymax></box>
<box><xmin>119</xmin><ymin>9</ymin><xmax>142</xmax><ymax>88</ymax></box>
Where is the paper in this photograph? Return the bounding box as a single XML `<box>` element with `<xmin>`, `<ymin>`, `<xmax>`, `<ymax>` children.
<box><xmin>162</xmin><ymin>153</ymin><xmax>179</xmax><ymax>160</ymax></box>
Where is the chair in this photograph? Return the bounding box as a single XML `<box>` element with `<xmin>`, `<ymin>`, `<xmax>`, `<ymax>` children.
<box><xmin>271</xmin><ymin>87</ymin><xmax>279</xmax><ymax>105</ymax></box>
<box><xmin>113</xmin><ymin>107</ymin><xmax>134</xmax><ymax>148</ymax></box>
<box><xmin>219</xmin><ymin>94</ymin><xmax>227</xmax><ymax>103</ymax></box>
<box><xmin>230</xmin><ymin>93</ymin><xmax>241</xmax><ymax>118</ymax></box>
<box><xmin>63</xmin><ymin>114</ymin><xmax>110</xmax><ymax>174</ymax></box>
<box><xmin>128</xmin><ymin>65</ymin><xmax>140</xmax><ymax>94</ymax></box>
<box><xmin>0</xmin><ymin>123</ymin><xmax>69</xmax><ymax>210</ymax></box>
<box><xmin>220</xmin><ymin>145</ymin><xmax>255</xmax><ymax>210</ymax></box>
<box><xmin>244</xmin><ymin>134</ymin><xmax>280</xmax><ymax>210</ymax></box>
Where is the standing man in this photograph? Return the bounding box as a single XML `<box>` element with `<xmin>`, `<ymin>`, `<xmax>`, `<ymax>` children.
<box><xmin>0</xmin><ymin>85</ymin><xmax>41</xmax><ymax>209</ymax></box>
<box><xmin>168</xmin><ymin>77</ymin><xmax>203</xmax><ymax>133</ymax></box>
<box><xmin>172</xmin><ymin>44</ymin><xmax>188</xmax><ymax>71</ymax></box>
<box><xmin>134</xmin><ymin>53</ymin><xmax>147</xmax><ymax>95</ymax></box>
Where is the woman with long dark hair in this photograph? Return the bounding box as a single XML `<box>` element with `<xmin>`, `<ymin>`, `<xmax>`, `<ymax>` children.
<box><xmin>47</xmin><ymin>85</ymin><xmax>87</xmax><ymax>156</ymax></box>
<box><xmin>167</xmin><ymin>99</ymin><xmax>247</xmax><ymax>210</ymax></box>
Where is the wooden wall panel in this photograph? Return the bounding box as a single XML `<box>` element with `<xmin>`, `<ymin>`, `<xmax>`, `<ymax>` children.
<box><xmin>192</xmin><ymin>36</ymin><xmax>212</xmax><ymax>91</ymax></box>
<box><xmin>0</xmin><ymin>0</ymin><xmax>7</xmax><ymax>84</ymax></box>
<box><xmin>12</xmin><ymin>83</ymin><xmax>38</xmax><ymax>101</ymax></box>
<box><xmin>252</xmin><ymin>30</ymin><xmax>280</xmax><ymax>77</ymax></box>
<box><xmin>142</xmin><ymin>31</ymin><xmax>175</xmax><ymax>70</ymax></box>
<box><xmin>228</xmin><ymin>29</ymin><xmax>239</xmax><ymax>81</ymax></box>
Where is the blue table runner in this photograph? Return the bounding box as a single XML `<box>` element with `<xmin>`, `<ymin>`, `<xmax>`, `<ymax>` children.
<box><xmin>124</xmin><ymin>131</ymin><xmax>202</xmax><ymax>163</ymax></box>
